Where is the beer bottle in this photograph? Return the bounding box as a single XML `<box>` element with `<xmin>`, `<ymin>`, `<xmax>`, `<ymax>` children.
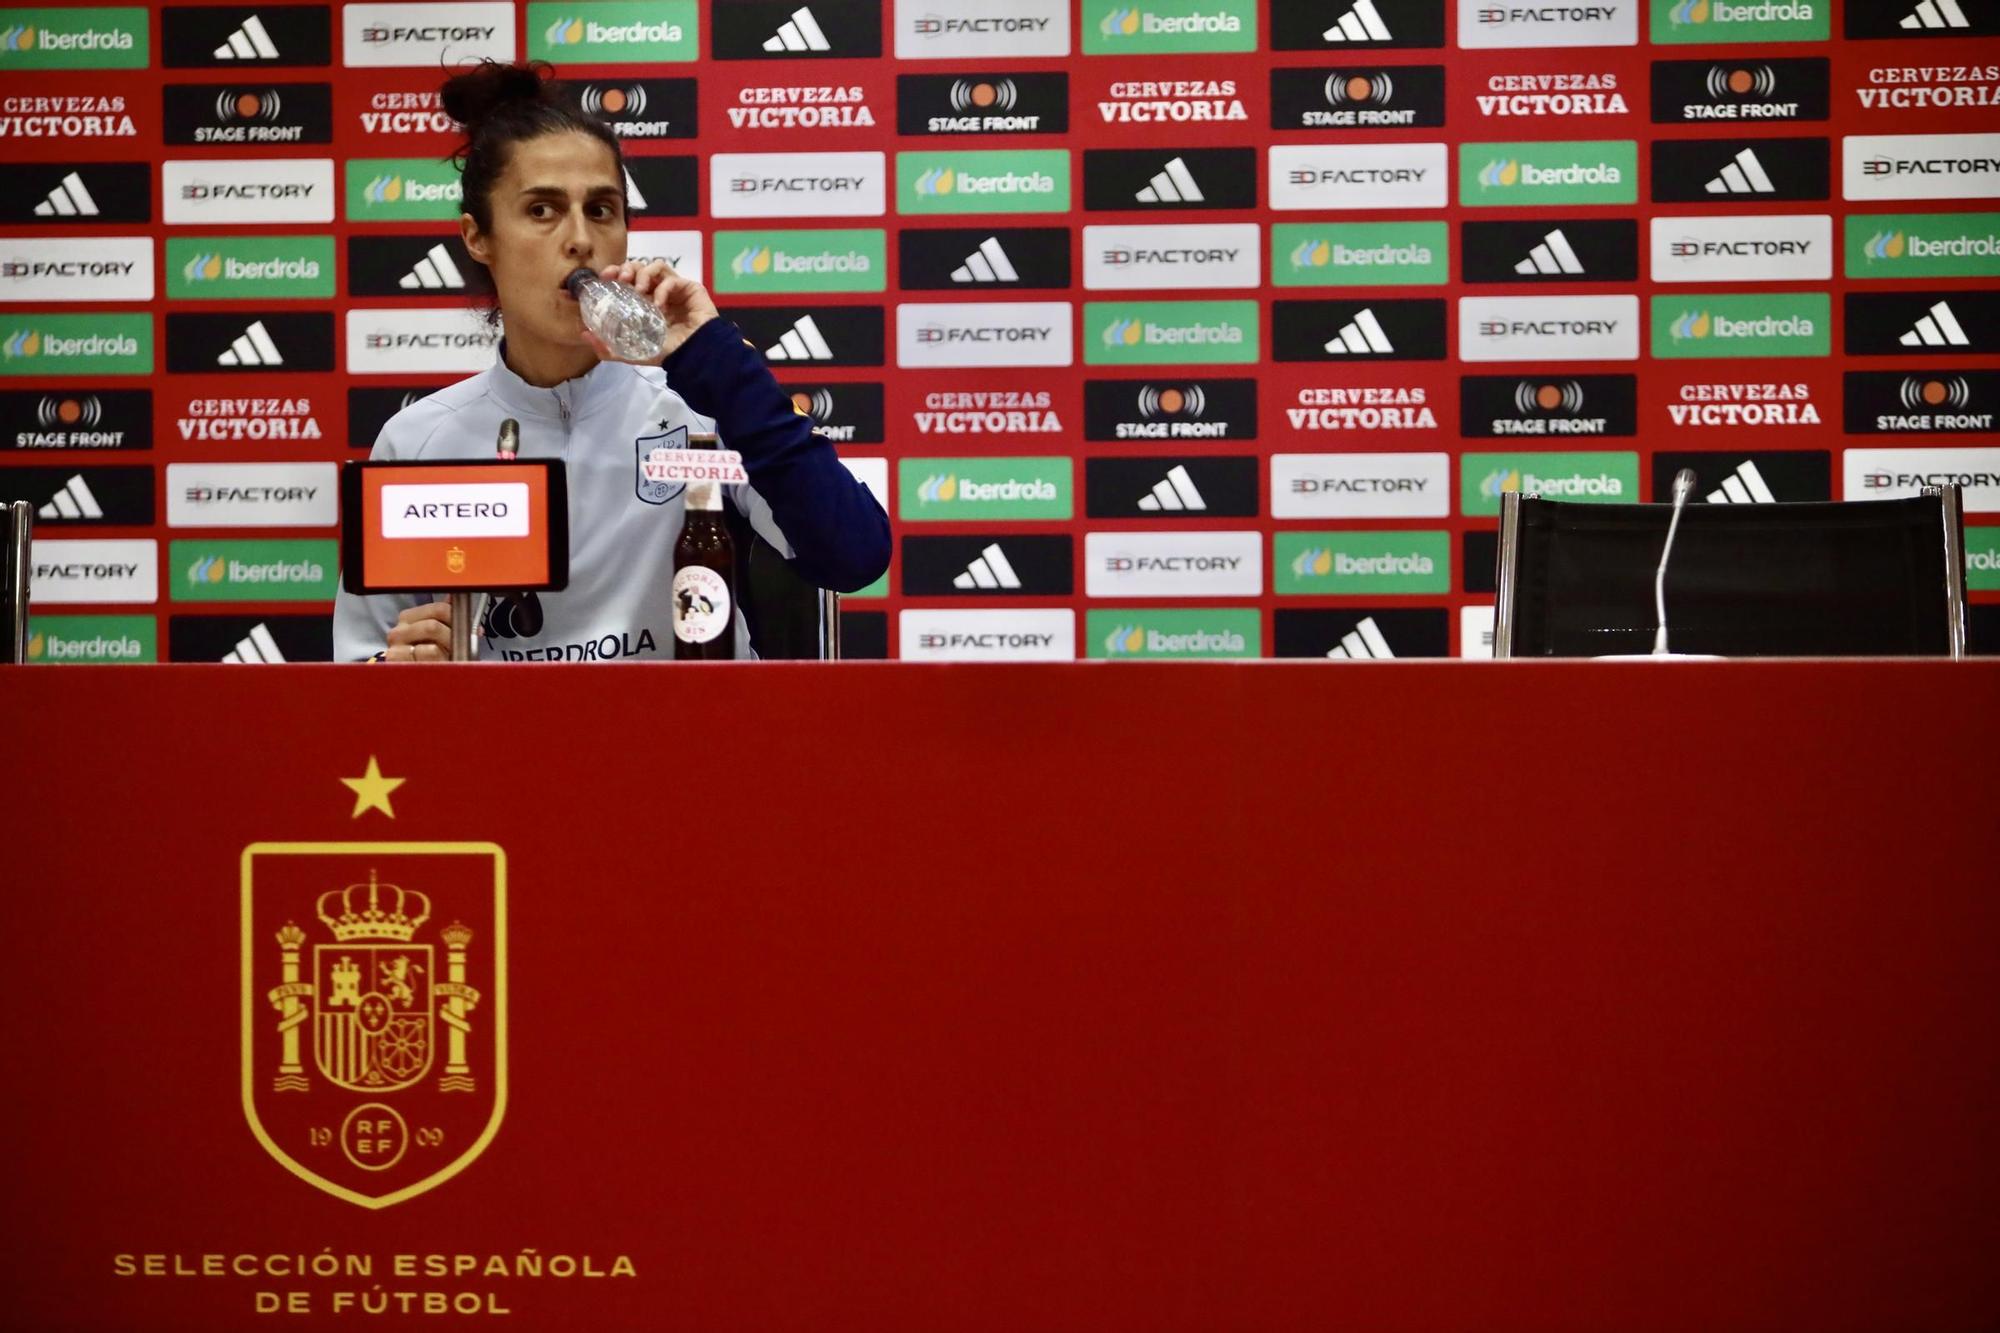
<box><xmin>672</xmin><ymin>433</ymin><xmax>737</xmax><ymax>660</ymax></box>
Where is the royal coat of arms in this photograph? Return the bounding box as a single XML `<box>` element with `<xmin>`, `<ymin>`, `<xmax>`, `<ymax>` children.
<box><xmin>243</xmin><ymin>844</ymin><xmax>506</xmax><ymax>1208</ymax></box>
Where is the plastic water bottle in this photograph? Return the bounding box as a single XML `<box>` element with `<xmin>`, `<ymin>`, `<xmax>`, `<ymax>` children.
<box><xmin>566</xmin><ymin>267</ymin><xmax>669</xmax><ymax>362</ymax></box>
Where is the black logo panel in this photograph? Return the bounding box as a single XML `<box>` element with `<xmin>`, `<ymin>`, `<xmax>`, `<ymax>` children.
<box><xmin>725</xmin><ymin>306</ymin><xmax>886</xmax><ymax>367</ymax></box>
<box><xmin>1461</xmin><ymin>219</ymin><xmax>1639</xmax><ymax>284</ymax></box>
<box><xmin>623</xmin><ymin>155</ymin><xmax>701</xmax><ymax>217</ymax></box>
<box><xmin>162</xmin><ymin>81</ymin><xmax>333</xmax><ymax>144</ymax></box>
<box><xmin>1270</xmin><ymin>65</ymin><xmax>1445</xmax><ymax>131</ymax></box>
<box><xmin>1844</xmin><ymin>370</ymin><xmax>2000</xmax><ymax>434</ymax></box>
<box><xmin>566</xmin><ymin>79</ymin><xmax>698</xmax><ymax>139</ymax></box>
<box><xmin>902</xmin><ymin>534</ymin><xmax>1073</xmax><ymax>596</ymax></box>
<box><xmin>711</xmin><ymin>0</ymin><xmax>882</xmax><ymax>58</ymax></box>
<box><xmin>0</xmin><ymin>389</ymin><xmax>152</xmax><ymax>450</ymax></box>
<box><xmin>346</xmin><ymin>235</ymin><xmax>493</xmax><ymax>297</ymax></box>
<box><xmin>1652</xmin><ymin>450</ymin><xmax>1832</xmax><ymax>503</ymax></box>
<box><xmin>899</xmin><ymin>227</ymin><xmax>1071</xmax><ymax>290</ymax></box>
<box><xmin>1083</xmin><ymin>147</ymin><xmax>1259</xmax><ymax>211</ymax></box>
<box><xmin>1650</xmin><ymin>57</ymin><xmax>1829</xmax><ymax>124</ymax></box>
<box><xmin>170</xmin><ymin>614</ymin><xmax>333</xmax><ymax>662</ymax></box>
<box><xmin>1272</xmin><ymin>0</ymin><xmax>1445</xmax><ymax>49</ymax></box>
<box><xmin>0</xmin><ymin>465</ymin><xmax>153</xmax><ymax>525</ymax></box>
<box><xmin>165</xmin><ymin>312</ymin><xmax>336</xmax><ymax>374</ymax></box>
<box><xmin>1083</xmin><ymin>378</ymin><xmax>1259</xmax><ymax>441</ymax></box>
<box><xmin>1273</xmin><ymin>608</ymin><xmax>1449</xmax><ymax>658</ymax></box>
<box><xmin>1272</xmin><ymin>300</ymin><xmax>1448</xmax><ymax>362</ymax></box>
<box><xmin>1846</xmin><ymin>292</ymin><xmax>2000</xmax><ymax>356</ymax></box>
<box><xmin>1460</xmin><ymin>375</ymin><xmax>1637</xmax><ymax>437</ymax></box>
<box><xmin>1085</xmin><ymin>456</ymin><xmax>1258</xmax><ymax>518</ymax></box>
<box><xmin>776</xmin><ymin>380</ymin><xmax>886</xmax><ymax>443</ymax></box>
<box><xmin>897</xmin><ymin>73</ymin><xmax>1068</xmax><ymax>135</ymax></box>
<box><xmin>1651</xmin><ymin>137</ymin><xmax>1830</xmax><ymax>202</ymax></box>
<box><xmin>1</xmin><ymin>162</ymin><xmax>150</xmax><ymax>223</ymax></box>
<box><xmin>348</xmin><ymin>385</ymin><xmax>449</xmax><ymax>449</ymax></box>
<box><xmin>162</xmin><ymin>6</ymin><xmax>333</xmax><ymax>66</ymax></box>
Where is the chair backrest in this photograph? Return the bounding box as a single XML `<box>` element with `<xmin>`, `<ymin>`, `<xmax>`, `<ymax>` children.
<box><xmin>724</xmin><ymin>512</ymin><xmax>840</xmax><ymax>660</ymax></box>
<box><xmin>2</xmin><ymin>499</ymin><xmax>30</xmax><ymax>665</ymax></box>
<box><xmin>1495</xmin><ymin>486</ymin><xmax>1967</xmax><ymax>658</ymax></box>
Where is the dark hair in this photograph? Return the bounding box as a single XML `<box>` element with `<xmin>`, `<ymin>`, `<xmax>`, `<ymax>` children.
<box><xmin>440</xmin><ymin>60</ymin><xmax>624</xmax><ymax>235</ymax></box>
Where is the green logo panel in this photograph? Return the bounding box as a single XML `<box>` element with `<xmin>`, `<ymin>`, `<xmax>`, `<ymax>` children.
<box><xmin>1087</xmin><ymin>609</ymin><xmax>1261</xmax><ymax>659</ymax></box>
<box><xmin>170</xmin><ymin>540</ymin><xmax>338</xmax><ymax>603</ymax></box>
<box><xmin>1651</xmin><ymin>0</ymin><xmax>1828</xmax><ymax>44</ymax></box>
<box><xmin>528</xmin><ymin>2</ymin><xmax>698</xmax><ymax>61</ymax></box>
<box><xmin>896</xmin><ymin>151</ymin><xmax>1071</xmax><ymax>215</ymax></box>
<box><xmin>897</xmin><ymin>457</ymin><xmax>1072</xmax><ymax>521</ymax></box>
<box><xmin>1462</xmin><ymin>451</ymin><xmax>1641</xmax><ymax>516</ymax></box>
<box><xmin>1847</xmin><ymin>214</ymin><xmax>2000</xmax><ymax>280</ymax></box>
<box><xmin>1272</xmin><ymin>223</ymin><xmax>1448</xmax><ymax>287</ymax></box>
<box><xmin>1968</xmin><ymin>528</ymin><xmax>2000</xmax><ymax>592</ymax></box>
<box><xmin>1083</xmin><ymin>0</ymin><xmax>1257</xmax><ymax>53</ymax></box>
<box><xmin>1275</xmin><ymin>531</ymin><xmax>1450</xmax><ymax>595</ymax></box>
<box><xmin>346</xmin><ymin>159</ymin><xmax>465</xmax><ymax>221</ymax></box>
<box><xmin>714</xmin><ymin>230</ymin><xmax>886</xmax><ymax>295</ymax></box>
<box><xmin>0</xmin><ymin>6</ymin><xmax>147</xmax><ymax>68</ymax></box>
<box><xmin>1652</xmin><ymin>293</ymin><xmax>1830</xmax><ymax>359</ymax></box>
<box><xmin>1461</xmin><ymin>141</ymin><xmax>1638</xmax><ymax>207</ymax></box>
<box><xmin>0</xmin><ymin>313</ymin><xmax>151</xmax><ymax>376</ymax></box>
<box><xmin>1084</xmin><ymin>300</ymin><xmax>1259</xmax><ymax>366</ymax></box>
<box><xmin>166</xmin><ymin>236</ymin><xmax>336</xmax><ymax>300</ymax></box>
<box><xmin>25</xmin><ymin>614</ymin><xmax>156</xmax><ymax>664</ymax></box>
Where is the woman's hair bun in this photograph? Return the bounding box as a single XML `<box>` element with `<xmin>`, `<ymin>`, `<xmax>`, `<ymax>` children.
<box><xmin>440</xmin><ymin>60</ymin><xmax>554</xmax><ymax>131</ymax></box>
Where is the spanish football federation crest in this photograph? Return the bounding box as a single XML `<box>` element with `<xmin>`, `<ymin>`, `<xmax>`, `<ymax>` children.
<box><xmin>242</xmin><ymin>843</ymin><xmax>506</xmax><ymax>1208</ymax></box>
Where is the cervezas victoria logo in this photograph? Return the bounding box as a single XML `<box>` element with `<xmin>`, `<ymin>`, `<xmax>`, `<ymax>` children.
<box><xmin>244</xmin><ymin>822</ymin><xmax>506</xmax><ymax>1208</ymax></box>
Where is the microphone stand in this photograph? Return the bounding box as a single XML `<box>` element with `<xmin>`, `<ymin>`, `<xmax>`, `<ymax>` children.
<box><xmin>451</xmin><ymin>418</ymin><xmax>520</xmax><ymax>662</ymax></box>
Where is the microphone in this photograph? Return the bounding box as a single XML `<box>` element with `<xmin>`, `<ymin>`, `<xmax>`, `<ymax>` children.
<box><xmin>496</xmin><ymin>417</ymin><xmax>519</xmax><ymax>461</ymax></box>
<box><xmin>466</xmin><ymin>417</ymin><xmax>521</xmax><ymax>656</ymax></box>
<box><xmin>1653</xmin><ymin>468</ymin><xmax>1697</xmax><ymax>656</ymax></box>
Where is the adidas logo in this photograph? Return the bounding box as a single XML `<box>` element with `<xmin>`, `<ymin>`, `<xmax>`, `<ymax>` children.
<box><xmin>952</xmin><ymin>543</ymin><xmax>1022</xmax><ymax>590</ymax></box>
<box><xmin>34</xmin><ymin>171</ymin><xmax>100</xmax><ymax>217</ymax></box>
<box><xmin>622</xmin><ymin>168</ymin><xmax>649</xmax><ymax>212</ymax></box>
<box><xmin>1326</xmin><ymin>616</ymin><xmax>1394</xmax><ymax>659</ymax></box>
<box><xmin>399</xmin><ymin>242</ymin><xmax>467</xmax><ymax>290</ymax></box>
<box><xmin>1705</xmin><ymin>460</ymin><xmax>1777</xmax><ymax>504</ymax></box>
<box><xmin>1136</xmin><ymin>464</ymin><xmax>1207</xmax><ymax>512</ymax></box>
<box><xmin>1902</xmin><ymin>0</ymin><xmax>1971</xmax><ymax>28</ymax></box>
<box><xmin>951</xmin><ymin>236</ymin><xmax>1020</xmax><ymax>284</ymax></box>
<box><xmin>764</xmin><ymin>315</ymin><xmax>835</xmax><ymax>362</ymax></box>
<box><xmin>218</xmin><ymin>320</ymin><xmax>283</xmax><ymax>366</ymax></box>
<box><xmin>222</xmin><ymin>622</ymin><xmax>287</xmax><ymax>664</ymax></box>
<box><xmin>1515</xmin><ymin>228</ymin><xmax>1586</xmax><ymax>276</ymax></box>
<box><xmin>36</xmin><ymin>473</ymin><xmax>103</xmax><ymax>521</ymax></box>
<box><xmin>1323</xmin><ymin>307</ymin><xmax>1395</xmax><ymax>355</ymax></box>
<box><xmin>1323</xmin><ymin>0</ymin><xmax>1393</xmax><ymax>40</ymax></box>
<box><xmin>1900</xmin><ymin>299</ymin><xmax>1970</xmax><ymax>348</ymax></box>
<box><xmin>1704</xmin><ymin>148</ymin><xmax>1776</xmax><ymax>195</ymax></box>
<box><xmin>1136</xmin><ymin>157</ymin><xmax>1205</xmax><ymax>205</ymax></box>
<box><xmin>213</xmin><ymin>13</ymin><xmax>280</xmax><ymax>58</ymax></box>
<box><xmin>763</xmin><ymin>5</ymin><xmax>831</xmax><ymax>51</ymax></box>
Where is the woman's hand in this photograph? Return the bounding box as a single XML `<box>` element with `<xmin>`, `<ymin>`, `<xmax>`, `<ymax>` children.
<box><xmin>584</xmin><ymin>259</ymin><xmax>718</xmax><ymax>363</ymax></box>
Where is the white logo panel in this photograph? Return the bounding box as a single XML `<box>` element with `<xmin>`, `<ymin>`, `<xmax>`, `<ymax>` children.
<box><xmin>894</xmin><ymin>0</ymin><xmax>1070</xmax><ymax>58</ymax></box>
<box><xmin>1650</xmin><ymin>215</ymin><xmax>1832</xmax><ymax>283</ymax></box>
<box><xmin>1271</xmin><ymin>452</ymin><xmax>1451</xmax><ymax>519</ymax></box>
<box><xmin>899</xmin><ymin>609</ymin><xmax>1075</xmax><ymax>661</ymax></box>
<box><xmin>1085</xmin><ymin>530</ymin><xmax>1262</xmax><ymax>598</ymax></box>
<box><xmin>1457</xmin><ymin>0</ymin><xmax>1636</xmax><ymax>48</ymax></box>
<box><xmin>1458</xmin><ymin>295</ymin><xmax>1640</xmax><ymax>362</ymax></box>
<box><xmin>1270</xmin><ymin>143</ymin><xmax>1449</xmax><ymax>211</ymax></box>
<box><xmin>0</xmin><ymin>236</ymin><xmax>153</xmax><ymax>302</ymax></box>
<box><xmin>1844</xmin><ymin>446</ymin><xmax>2000</xmax><ymax>511</ymax></box>
<box><xmin>1844</xmin><ymin>133</ymin><xmax>2000</xmax><ymax>202</ymax></box>
<box><xmin>163</xmin><ymin>159</ymin><xmax>335</xmax><ymax>225</ymax></box>
<box><xmin>896</xmin><ymin>302</ymin><xmax>1074</xmax><ymax>368</ymax></box>
<box><xmin>709</xmin><ymin>152</ymin><xmax>886</xmax><ymax>219</ymax></box>
<box><xmin>168</xmin><ymin>463</ymin><xmax>338</xmax><ymax>528</ymax></box>
<box><xmin>346</xmin><ymin>308</ymin><xmax>502</xmax><ymax>374</ymax></box>
<box><xmin>342</xmin><ymin>2</ymin><xmax>515</xmax><ymax>67</ymax></box>
<box><xmin>1082</xmin><ymin>223</ymin><xmax>1260</xmax><ymax>291</ymax></box>
<box><xmin>626</xmin><ymin>228</ymin><xmax>705</xmax><ymax>285</ymax></box>
<box><xmin>29</xmin><ymin>539</ymin><xmax>157</xmax><ymax>605</ymax></box>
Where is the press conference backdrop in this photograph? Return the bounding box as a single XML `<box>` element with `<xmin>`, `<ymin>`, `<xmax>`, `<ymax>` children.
<box><xmin>2</xmin><ymin>0</ymin><xmax>1997</xmax><ymax>663</ymax></box>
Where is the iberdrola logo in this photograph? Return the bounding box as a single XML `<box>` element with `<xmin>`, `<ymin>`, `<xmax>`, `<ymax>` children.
<box><xmin>1290</xmin><ymin>547</ymin><xmax>1333</xmax><ymax>578</ymax></box>
<box><xmin>189</xmin><ymin>554</ymin><xmax>231</xmax><ymax>585</ymax></box>
<box><xmin>1480</xmin><ymin>468</ymin><xmax>1522</xmax><ymax>499</ymax></box>
<box><xmin>917</xmin><ymin>474</ymin><xmax>958</xmax><ymax>504</ymax></box>
<box><xmin>914</xmin><ymin>166</ymin><xmax>956</xmax><ymax>196</ymax></box>
<box><xmin>25</xmin><ymin>631</ymin><xmax>44</xmax><ymax>660</ymax></box>
<box><xmin>1101</xmin><ymin>317</ymin><xmax>1145</xmax><ymax>347</ymax></box>
<box><xmin>1104</xmin><ymin>623</ymin><xmax>1146</xmax><ymax>655</ymax></box>
<box><xmin>1670</xmin><ymin>310</ymin><xmax>1713</xmax><ymax>341</ymax></box>
<box><xmin>1669</xmin><ymin>0</ymin><xmax>1710</xmax><ymax>24</ymax></box>
<box><xmin>365</xmin><ymin>175</ymin><xmax>403</xmax><ymax>204</ymax></box>
<box><xmin>1864</xmin><ymin>231</ymin><xmax>1907</xmax><ymax>263</ymax></box>
<box><xmin>184</xmin><ymin>252</ymin><xmax>225</xmax><ymax>283</ymax></box>
<box><xmin>1100</xmin><ymin>7</ymin><xmax>1142</xmax><ymax>34</ymax></box>
<box><xmin>1290</xmin><ymin>239</ymin><xmax>1332</xmax><ymax>269</ymax></box>
<box><xmin>545</xmin><ymin>15</ymin><xmax>584</xmax><ymax>44</ymax></box>
<box><xmin>1478</xmin><ymin>159</ymin><xmax>1521</xmax><ymax>189</ymax></box>
<box><xmin>3</xmin><ymin>328</ymin><xmax>41</xmax><ymax>359</ymax></box>
<box><xmin>731</xmin><ymin>246</ymin><xmax>772</xmax><ymax>277</ymax></box>
<box><xmin>1</xmin><ymin>21</ymin><xmax>36</xmax><ymax>50</ymax></box>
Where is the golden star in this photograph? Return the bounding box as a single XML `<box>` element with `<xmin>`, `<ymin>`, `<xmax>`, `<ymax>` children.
<box><xmin>340</xmin><ymin>756</ymin><xmax>405</xmax><ymax>820</ymax></box>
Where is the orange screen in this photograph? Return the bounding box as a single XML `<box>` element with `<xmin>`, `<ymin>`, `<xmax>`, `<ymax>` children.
<box><xmin>360</xmin><ymin>463</ymin><xmax>554</xmax><ymax>590</ymax></box>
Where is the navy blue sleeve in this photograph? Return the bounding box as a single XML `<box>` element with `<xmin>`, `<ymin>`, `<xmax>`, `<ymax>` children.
<box><xmin>662</xmin><ymin>318</ymin><xmax>891</xmax><ymax>594</ymax></box>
